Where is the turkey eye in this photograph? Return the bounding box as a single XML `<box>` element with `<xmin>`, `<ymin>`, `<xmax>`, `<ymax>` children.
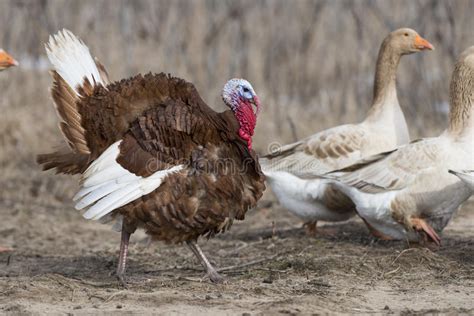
<box><xmin>243</xmin><ymin>87</ymin><xmax>250</xmax><ymax>93</ymax></box>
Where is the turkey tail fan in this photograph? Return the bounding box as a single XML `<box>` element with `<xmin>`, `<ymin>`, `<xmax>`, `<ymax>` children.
<box><xmin>37</xmin><ymin>145</ymin><xmax>89</xmax><ymax>175</ymax></box>
<box><xmin>50</xmin><ymin>71</ymin><xmax>90</xmax><ymax>154</ymax></box>
<box><xmin>45</xmin><ymin>29</ymin><xmax>108</xmax><ymax>96</ymax></box>
<box><xmin>38</xmin><ymin>29</ymin><xmax>111</xmax><ymax>174</ymax></box>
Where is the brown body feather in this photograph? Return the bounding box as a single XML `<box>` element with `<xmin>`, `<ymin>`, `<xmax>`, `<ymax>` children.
<box><xmin>38</xmin><ymin>72</ymin><xmax>265</xmax><ymax>243</ymax></box>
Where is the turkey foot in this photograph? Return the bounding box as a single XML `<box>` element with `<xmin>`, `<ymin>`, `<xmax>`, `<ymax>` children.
<box><xmin>186</xmin><ymin>240</ymin><xmax>225</xmax><ymax>284</ymax></box>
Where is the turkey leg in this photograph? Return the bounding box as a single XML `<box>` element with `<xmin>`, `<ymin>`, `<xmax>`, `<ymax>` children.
<box><xmin>186</xmin><ymin>240</ymin><xmax>224</xmax><ymax>283</ymax></box>
<box><xmin>116</xmin><ymin>228</ymin><xmax>131</xmax><ymax>287</ymax></box>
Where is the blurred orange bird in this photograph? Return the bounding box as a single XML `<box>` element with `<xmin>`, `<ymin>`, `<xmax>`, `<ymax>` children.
<box><xmin>0</xmin><ymin>49</ymin><xmax>19</xmax><ymax>71</ymax></box>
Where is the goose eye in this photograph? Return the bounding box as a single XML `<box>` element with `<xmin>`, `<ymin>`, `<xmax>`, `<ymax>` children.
<box><xmin>404</xmin><ymin>33</ymin><xmax>409</xmax><ymax>37</ymax></box>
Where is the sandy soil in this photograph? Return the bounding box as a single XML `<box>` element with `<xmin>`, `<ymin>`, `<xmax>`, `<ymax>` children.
<box><xmin>0</xmin><ymin>166</ymin><xmax>473</xmax><ymax>315</ymax></box>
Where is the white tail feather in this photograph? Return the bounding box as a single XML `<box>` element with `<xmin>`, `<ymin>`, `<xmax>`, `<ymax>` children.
<box><xmin>46</xmin><ymin>29</ymin><xmax>104</xmax><ymax>95</ymax></box>
<box><xmin>83</xmin><ymin>163</ymin><xmax>130</xmax><ymax>187</ymax></box>
<box><xmin>83</xmin><ymin>183</ymin><xmax>142</xmax><ymax>220</ymax></box>
<box><xmin>82</xmin><ymin>142</ymin><xmax>121</xmax><ymax>178</ymax></box>
<box><xmin>75</xmin><ymin>180</ymin><xmax>127</xmax><ymax>209</ymax></box>
<box><xmin>75</xmin><ymin>140</ymin><xmax>185</xmax><ymax>221</ymax></box>
<box><xmin>73</xmin><ymin>180</ymin><xmax>113</xmax><ymax>201</ymax></box>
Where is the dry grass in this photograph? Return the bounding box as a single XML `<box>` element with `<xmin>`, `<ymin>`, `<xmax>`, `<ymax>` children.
<box><xmin>0</xmin><ymin>0</ymin><xmax>473</xmax><ymax>164</ymax></box>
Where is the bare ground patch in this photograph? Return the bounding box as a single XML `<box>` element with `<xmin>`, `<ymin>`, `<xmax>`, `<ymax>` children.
<box><xmin>1</xmin><ymin>174</ymin><xmax>473</xmax><ymax>314</ymax></box>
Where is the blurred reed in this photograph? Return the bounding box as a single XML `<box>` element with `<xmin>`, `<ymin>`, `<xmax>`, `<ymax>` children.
<box><xmin>0</xmin><ymin>0</ymin><xmax>472</xmax><ymax>169</ymax></box>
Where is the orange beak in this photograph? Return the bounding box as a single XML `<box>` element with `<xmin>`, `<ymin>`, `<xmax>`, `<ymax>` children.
<box><xmin>0</xmin><ymin>50</ymin><xmax>19</xmax><ymax>69</ymax></box>
<box><xmin>414</xmin><ymin>35</ymin><xmax>434</xmax><ymax>51</ymax></box>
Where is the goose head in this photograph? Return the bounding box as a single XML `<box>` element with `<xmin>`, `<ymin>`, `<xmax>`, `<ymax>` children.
<box><xmin>0</xmin><ymin>49</ymin><xmax>19</xmax><ymax>71</ymax></box>
<box><xmin>387</xmin><ymin>28</ymin><xmax>434</xmax><ymax>55</ymax></box>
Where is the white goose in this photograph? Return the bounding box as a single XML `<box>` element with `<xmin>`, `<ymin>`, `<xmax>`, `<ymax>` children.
<box><xmin>327</xmin><ymin>46</ymin><xmax>474</xmax><ymax>245</ymax></box>
<box><xmin>261</xmin><ymin>28</ymin><xmax>434</xmax><ymax>235</ymax></box>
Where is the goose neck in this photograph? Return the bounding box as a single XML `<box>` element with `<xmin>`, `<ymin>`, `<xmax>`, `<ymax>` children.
<box><xmin>371</xmin><ymin>42</ymin><xmax>402</xmax><ymax>109</ymax></box>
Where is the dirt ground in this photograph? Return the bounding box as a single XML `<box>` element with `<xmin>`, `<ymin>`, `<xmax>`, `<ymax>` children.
<box><xmin>0</xmin><ymin>2</ymin><xmax>472</xmax><ymax>313</ymax></box>
<box><xmin>0</xmin><ymin>166</ymin><xmax>473</xmax><ymax>315</ymax></box>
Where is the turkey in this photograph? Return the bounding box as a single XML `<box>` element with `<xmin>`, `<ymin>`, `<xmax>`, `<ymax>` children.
<box><xmin>0</xmin><ymin>48</ymin><xmax>18</xmax><ymax>253</ymax></box>
<box><xmin>37</xmin><ymin>30</ymin><xmax>265</xmax><ymax>284</ymax></box>
<box><xmin>325</xmin><ymin>46</ymin><xmax>474</xmax><ymax>246</ymax></box>
<box><xmin>260</xmin><ymin>28</ymin><xmax>434</xmax><ymax>236</ymax></box>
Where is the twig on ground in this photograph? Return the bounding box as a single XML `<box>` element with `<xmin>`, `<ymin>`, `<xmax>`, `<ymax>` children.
<box><xmin>104</xmin><ymin>290</ymin><xmax>128</xmax><ymax>302</ymax></box>
<box><xmin>220</xmin><ymin>241</ymin><xmax>249</xmax><ymax>257</ymax></box>
<box><xmin>383</xmin><ymin>265</ymin><xmax>401</xmax><ymax>278</ymax></box>
<box><xmin>297</xmin><ymin>245</ymin><xmax>313</xmax><ymax>256</ymax></box>
<box><xmin>390</xmin><ymin>248</ymin><xmax>416</xmax><ymax>265</ymax></box>
<box><xmin>70</xmin><ymin>277</ymin><xmax>119</xmax><ymax>288</ymax></box>
<box><xmin>177</xmin><ymin>276</ymin><xmax>209</xmax><ymax>283</ymax></box>
<box><xmin>217</xmin><ymin>254</ymin><xmax>279</xmax><ymax>272</ymax></box>
<box><xmin>254</xmin><ymin>267</ymin><xmax>292</xmax><ymax>274</ymax></box>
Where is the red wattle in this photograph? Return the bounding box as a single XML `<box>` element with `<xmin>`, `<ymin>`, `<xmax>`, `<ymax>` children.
<box><xmin>235</xmin><ymin>100</ymin><xmax>257</xmax><ymax>149</ymax></box>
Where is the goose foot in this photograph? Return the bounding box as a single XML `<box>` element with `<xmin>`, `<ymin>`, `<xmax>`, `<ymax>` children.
<box><xmin>303</xmin><ymin>221</ymin><xmax>318</xmax><ymax>236</ymax></box>
<box><xmin>303</xmin><ymin>221</ymin><xmax>338</xmax><ymax>237</ymax></box>
<box><xmin>0</xmin><ymin>246</ymin><xmax>12</xmax><ymax>253</ymax></box>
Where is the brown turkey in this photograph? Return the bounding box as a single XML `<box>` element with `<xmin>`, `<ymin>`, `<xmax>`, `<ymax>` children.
<box><xmin>37</xmin><ymin>29</ymin><xmax>265</xmax><ymax>284</ymax></box>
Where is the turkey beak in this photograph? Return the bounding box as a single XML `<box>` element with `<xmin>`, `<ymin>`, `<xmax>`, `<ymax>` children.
<box><xmin>414</xmin><ymin>35</ymin><xmax>434</xmax><ymax>51</ymax></box>
<box><xmin>250</xmin><ymin>95</ymin><xmax>261</xmax><ymax>115</ymax></box>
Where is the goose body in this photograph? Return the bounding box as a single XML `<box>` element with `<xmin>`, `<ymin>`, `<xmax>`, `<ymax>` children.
<box><xmin>333</xmin><ymin>136</ymin><xmax>472</xmax><ymax>243</ymax></box>
<box><xmin>265</xmin><ymin>122</ymin><xmax>404</xmax><ymax>224</ymax></box>
<box><xmin>37</xmin><ymin>30</ymin><xmax>265</xmax><ymax>282</ymax></box>
<box><xmin>261</xmin><ymin>28</ymin><xmax>434</xmax><ymax>234</ymax></box>
<box><xmin>328</xmin><ymin>47</ymin><xmax>474</xmax><ymax>244</ymax></box>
